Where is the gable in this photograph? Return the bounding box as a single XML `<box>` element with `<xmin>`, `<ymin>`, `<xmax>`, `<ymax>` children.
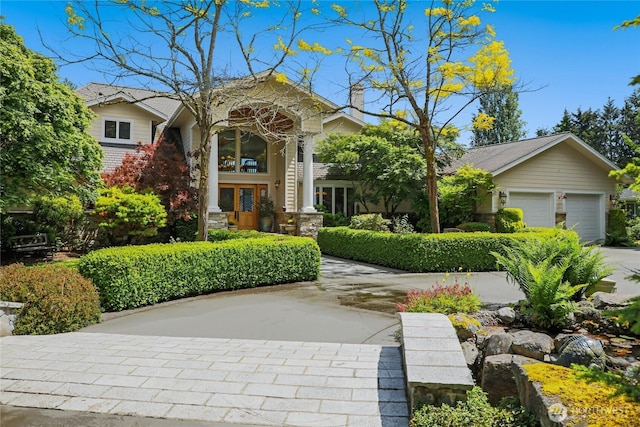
<box><xmin>495</xmin><ymin>142</ymin><xmax>615</xmax><ymax>192</ymax></box>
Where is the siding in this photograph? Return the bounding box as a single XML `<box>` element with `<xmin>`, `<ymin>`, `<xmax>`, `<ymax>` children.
<box><xmin>88</xmin><ymin>103</ymin><xmax>155</xmax><ymax>144</ymax></box>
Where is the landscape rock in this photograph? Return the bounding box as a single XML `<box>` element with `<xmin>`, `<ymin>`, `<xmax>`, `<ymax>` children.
<box><xmin>553</xmin><ymin>333</ymin><xmax>580</xmax><ymax>352</ymax></box>
<box><xmin>475</xmin><ymin>326</ymin><xmax>506</xmax><ymax>349</ymax></box>
<box><xmin>460</xmin><ymin>341</ymin><xmax>479</xmax><ymax>366</ymax></box>
<box><xmin>556</xmin><ymin>335</ymin><xmax>606</xmax><ymax>369</ymax></box>
<box><xmin>484</xmin><ymin>332</ymin><xmax>513</xmax><ymax>356</ymax></box>
<box><xmin>448</xmin><ymin>313</ymin><xmax>480</xmax><ymax>340</ymax></box>
<box><xmin>481</xmin><ymin>354</ymin><xmax>537</xmax><ymax>405</ymax></box>
<box><xmin>592</xmin><ymin>292</ymin><xmax>633</xmax><ymax>309</ymax></box>
<box><xmin>512</xmin><ymin>361</ymin><xmax>569</xmax><ymax>427</ymax></box>
<box><xmin>511</xmin><ymin>330</ymin><xmax>554</xmax><ymax>361</ymax></box>
<box><xmin>497</xmin><ymin>307</ymin><xmax>516</xmax><ymax>324</ymax></box>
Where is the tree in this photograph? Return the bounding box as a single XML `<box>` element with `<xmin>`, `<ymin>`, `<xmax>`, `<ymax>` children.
<box><xmin>0</xmin><ymin>21</ymin><xmax>102</xmax><ymax>213</ymax></box>
<box><xmin>101</xmin><ymin>131</ymin><xmax>197</xmax><ymax>224</ymax></box>
<box><xmin>471</xmin><ymin>85</ymin><xmax>526</xmax><ymax>146</ymax></box>
<box><xmin>317</xmin><ymin>123</ymin><xmax>426</xmax><ymax>215</ymax></box>
<box><xmin>62</xmin><ymin>0</ymin><xmax>320</xmax><ymax>240</ymax></box>
<box><xmin>332</xmin><ymin>0</ymin><xmax>516</xmax><ymax>232</ymax></box>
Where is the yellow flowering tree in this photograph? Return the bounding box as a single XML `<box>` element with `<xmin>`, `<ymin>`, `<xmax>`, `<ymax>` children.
<box><xmin>332</xmin><ymin>0</ymin><xmax>516</xmax><ymax>232</ymax></box>
<box><xmin>62</xmin><ymin>0</ymin><xmax>318</xmax><ymax>240</ymax></box>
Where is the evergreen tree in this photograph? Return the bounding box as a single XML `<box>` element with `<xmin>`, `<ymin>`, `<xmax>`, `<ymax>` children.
<box><xmin>471</xmin><ymin>85</ymin><xmax>526</xmax><ymax>146</ymax></box>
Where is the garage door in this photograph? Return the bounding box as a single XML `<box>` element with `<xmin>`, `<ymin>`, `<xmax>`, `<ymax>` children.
<box><xmin>509</xmin><ymin>192</ymin><xmax>554</xmax><ymax>227</ymax></box>
<box><xmin>566</xmin><ymin>194</ymin><xmax>602</xmax><ymax>242</ymax></box>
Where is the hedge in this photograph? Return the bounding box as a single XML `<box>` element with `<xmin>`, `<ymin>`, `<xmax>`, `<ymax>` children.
<box><xmin>317</xmin><ymin>227</ymin><xmax>576</xmax><ymax>272</ymax></box>
<box><xmin>78</xmin><ymin>235</ymin><xmax>321</xmax><ymax>312</ymax></box>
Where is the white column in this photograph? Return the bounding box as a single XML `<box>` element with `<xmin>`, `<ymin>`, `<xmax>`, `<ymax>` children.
<box><xmin>208</xmin><ymin>133</ymin><xmax>221</xmax><ymax>212</ymax></box>
<box><xmin>300</xmin><ymin>135</ymin><xmax>317</xmax><ymax>213</ymax></box>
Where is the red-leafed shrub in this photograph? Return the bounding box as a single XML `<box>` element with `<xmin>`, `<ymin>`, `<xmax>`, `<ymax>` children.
<box><xmin>101</xmin><ymin>131</ymin><xmax>197</xmax><ymax>223</ymax></box>
<box><xmin>397</xmin><ymin>281</ymin><xmax>481</xmax><ymax>314</ymax></box>
<box><xmin>0</xmin><ymin>263</ymin><xmax>101</xmax><ymax>334</ymax></box>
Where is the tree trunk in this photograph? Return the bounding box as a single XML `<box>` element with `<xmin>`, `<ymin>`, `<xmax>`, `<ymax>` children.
<box><xmin>196</xmin><ymin>131</ymin><xmax>211</xmax><ymax>241</ymax></box>
<box><xmin>419</xmin><ymin>126</ymin><xmax>440</xmax><ymax>233</ymax></box>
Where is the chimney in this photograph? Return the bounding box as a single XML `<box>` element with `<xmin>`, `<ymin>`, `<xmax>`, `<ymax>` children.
<box><xmin>349</xmin><ymin>83</ymin><xmax>364</xmax><ymax>122</ymax></box>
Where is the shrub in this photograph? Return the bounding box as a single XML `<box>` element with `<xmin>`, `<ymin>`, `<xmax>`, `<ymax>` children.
<box><xmin>458</xmin><ymin>222</ymin><xmax>493</xmax><ymax>232</ymax></box>
<box><xmin>605</xmin><ymin>208</ymin><xmax>631</xmax><ymax>246</ymax></box>
<box><xmin>397</xmin><ymin>282</ymin><xmax>480</xmax><ymax>314</ymax></box>
<box><xmin>495</xmin><ymin>208</ymin><xmax>525</xmax><ymax>233</ymax></box>
<box><xmin>93</xmin><ymin>186</ymin><xmax>168</xmax><ymax>246</ymax></box>
<box><xmin>323</xmin><ymin>212</ymin><xmax>350</xmax><ymax>227</ymax></box>
<box><xmin>207</xmin><ymin>229</ymin><xmax>264</xmax><ymax>242</ymax></box>
<box><xmin>628</xmin><ymin>217</ymin><xmax>640</xmax><ymax>242</ymax></box>
<box><xmin>318</xmin><ymin>227</ymin><xmax>573</xmax><ymax>273</ymax></box>
<box><xmin>410</xmin><ymin>386</ymin><xmax>538</xmax><ymax>427</ymax></box>
<box><xmin>0</xmin><ymin>263</ymin><xmax>101</xmax><ymax>334</ymax></box>
<box><xmin>391</xmin><ymin>214</ymin><xmax>415</xmax><ymax>234</ymax></box>
<box><xmin>438</xmin><ymin>165</ymin><xmax>495</xmax><ymax>228</ymax></box>
<box><xmin>33</xmin><ymin>194</ymin><xmax>85</xmax><ymax>250</ymax></box>
<box><xmin>349</xmin><ymin>213</ymin><xmax>391</xmax><ymax>232</ymax></box>
<box><xmin>78</xmin><ymin>236</ymin><xmax>321</xmax><ymax>311</ymax></box>
<box><xmin>172</xmin><ymin>213</ymin><xmax>198</xmax><ymax>242</ymax></box>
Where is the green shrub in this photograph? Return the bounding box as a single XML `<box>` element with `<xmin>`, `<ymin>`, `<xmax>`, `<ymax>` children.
<box><xmin>410</xmin><ymin>387</ymin><xmax>538</xmax><ymax>427</ymax></box>
<box><xmin>391</xmin><ymin>214</ymin><xmax>415</xmax><ymax>233</ymax></box>
<box><xmin>33</xmin><ymin>194</ymin><xmax>86</xmax><ymax>250</ymax></box>
<box><xmin>172</xmin><ymin>213</ymin><xmax>198</xmax><ymax>242</ymax></box>
<box><xmin>397</xmin><ymin>282</ymin><xmax>480</xmax><ymax>314</ymax></box>
<box><xmin>0</xmin><ymin>263</ymin><xmax>101</xmax><ymax>334</ymax></box>
<box><xmin>628</xmin><ymin>217</ymin><xmax>640</xmax><ymax>242</ymax></box>
<box><xmin>457</xmin><ymin>222</ymin><xmax>493</xmax><ymax>232</ymax></box>
<box><xmin>78</xmin><ymin>236</ymin><xmax>321</xmax><ymax>311</ymax></box>
<box><xmin>605</xmin><ymin>208</ymin><xmax>630</xmax><ymax>246</ymax></box>
<box><xmin>317</xmin><ymin>227</ymin><xmax>573</xmax><ymax>273</ymax></box>
<box><xmin>207</xmin><ymin>229</ymin><xmax>264</xmax><ymax>242</ymax></box>
<box><xmin>93</xmin><ymin>186</ymin><xmax>168</xmax><ymax>246</ymax></box>
<box><xmin>438</xmin><ymin>165</ymin><xmax>495</xmax><ymax>228</ymax></box>
<box><xmin>323</xmin><ymin>212</ymin><xmax>350</xmax><ymax>227</ymax></box>
<box><xmin>349</xmin><ymin>213</ymin><xmax>391</xmax><ymax>232</ymax></box>
<box><xmin>495</xmin><ymin>208</ymin><xmax>525</xmax><ymax>233</ymax></box>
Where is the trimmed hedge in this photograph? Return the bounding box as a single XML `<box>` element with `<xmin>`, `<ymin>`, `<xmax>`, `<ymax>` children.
<box><xmin>78</xmin><ymin>235</ymin><xmax>321</xmax><ymax>312</ymax></box>
<box><xmin>0</xmin><ymin>263</ymin><xmax>101</xmax><ymax>334</ymax></box>
<box><xmin>317</xmin><ymin>227</ymin><xmax>576</xmax><ymax>272</ymax></box>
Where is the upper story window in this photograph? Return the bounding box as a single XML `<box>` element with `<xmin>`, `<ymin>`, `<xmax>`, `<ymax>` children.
<box><xmin>218</xmin><ymin>129</ymin><xmax>267</xmax><ymax>174</ymax></box>
<box><xmin>103</xmin><ymin>118</ymin><xmax>132</xmax><ymax>143</ymax></box>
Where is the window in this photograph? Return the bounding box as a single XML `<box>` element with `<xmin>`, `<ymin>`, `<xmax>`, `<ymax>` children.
<box><xmin>103</xmin><ymin>119</ymin><xmax>132</xmax><ymax>142</ymax></box>
<box><xmin>315</xmin><ymin>185</ymin><xmax>356</xmax><ymax>216</ymax></box>
<box><xmin>218</xmin><ymin>129</ymin><xmax>267</xmax><ymax>174</ymax></box>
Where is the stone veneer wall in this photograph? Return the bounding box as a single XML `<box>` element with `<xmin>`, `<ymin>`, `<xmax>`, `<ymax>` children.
<box><xmin>296</xmin><ymin>213</ymin><xmax>323</xmax><ymax>240</ymax></box>
<box><xmin>207</xmin><ymin>212</ymin><xmax>229</xmax><ymax>230</ymax></box>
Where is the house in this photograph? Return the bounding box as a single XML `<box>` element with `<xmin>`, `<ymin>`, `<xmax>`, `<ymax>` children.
<box><xmin>445</xmin><ymin>133</ymin><xmax>619</xmax><ymax>242</ymax></box>
<box><xmin>77</xmin><ymin>74</ymin><xmax>364</xmax><ymax>232</ymax></box>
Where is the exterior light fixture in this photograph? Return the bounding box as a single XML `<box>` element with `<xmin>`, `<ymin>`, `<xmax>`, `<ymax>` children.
<box><xmin>274</xmin><ymin>179</ymin><xmax>281</xmax><ymax>189</ymax></box>
<box><xmin>499</xmin><ymin>191</ymin><xmax>507</xmax><ymax>205</ymax></box>
<box><xmin>609</xmin><ymin>194</ymin><xmax>616</xmax><ymax>204</ymax></box>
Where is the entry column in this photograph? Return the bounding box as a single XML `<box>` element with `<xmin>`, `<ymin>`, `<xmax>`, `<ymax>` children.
<box><xmin>300</xmin><ymin>135</ymin><xmax>316</xmax><ymax>213</ymax></box>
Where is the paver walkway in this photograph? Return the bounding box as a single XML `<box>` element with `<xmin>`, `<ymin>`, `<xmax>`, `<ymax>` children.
<box><xmin>1</xmin><ymin>332</ymin><xmax>409</xmax><ymax>426</ymax></box>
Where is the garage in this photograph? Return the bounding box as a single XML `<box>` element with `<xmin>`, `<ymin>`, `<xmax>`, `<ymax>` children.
<box><xmin>508</xmin><ymin>192</ymin><xmax>554</xmax><ymax>228</ymax></box>
<box><xmin>566</xmin><ymin>193</ymin><xmax>603</xmax><ymax>242</ymax></box>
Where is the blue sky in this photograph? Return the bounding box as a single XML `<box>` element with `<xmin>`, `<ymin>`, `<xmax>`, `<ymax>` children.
<box><xmin>2</xmin><ymin>0</ymin><xmax>639</xmax><ymax>144</ymax></box>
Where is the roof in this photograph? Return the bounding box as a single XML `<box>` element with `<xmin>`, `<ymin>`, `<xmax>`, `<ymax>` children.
<box><xmin>620</xmin><ymin>188</ymin><xmax>639</xmax><ymax>201</ymax></box>
<box><xmin>444</xmin><ymin>132</ymin><xmax>619</xmax><ymax>176</ymax></box>
<box><xmin>76</xmin><ymin>83</ymin><xmax>182</xmax><ymax>121</ymax></box>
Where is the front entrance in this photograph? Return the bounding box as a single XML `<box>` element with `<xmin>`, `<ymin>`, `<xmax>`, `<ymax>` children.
<box><xmin>219</xmin><ymin>184</ymin><xmax>267</xmax><ymax>230</ymax></box>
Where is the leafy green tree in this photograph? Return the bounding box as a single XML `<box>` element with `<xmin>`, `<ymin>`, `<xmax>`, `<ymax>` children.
<box><xmin>0</xmin><ymin>22</ymin><xmax>103</xmax><ymax>213</ymax></box>
<box><xmin>317</xmin><ymin>123</ymin><xmax>426</xmax><ymax>215</ymax></box>
<box><xmin>332</xmin><ymin>0</ymin><xmax>516</xmax><ymax>233</ymax></box>
<box><xmin>438</xmin><ymin>165</ymin><xmax>495</xmax><ymax>228</ymax></box>
<box><xmin>471</xmin><ymin>85</ymin><xmax>526</xmax><ymax>146</ymax></box>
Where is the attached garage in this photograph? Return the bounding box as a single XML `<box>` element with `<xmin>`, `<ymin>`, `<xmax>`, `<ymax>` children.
<box><xmin>565</xmin><ymin>193</ymin><xmax>604</xmax><ymax>242</ymax></box>
<box><xmin>509</xmin><ymin>192</ymin><xmax>555</xmax><ymax>228</ymax></box>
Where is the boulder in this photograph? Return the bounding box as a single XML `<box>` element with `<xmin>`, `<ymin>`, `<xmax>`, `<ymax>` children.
<box><xmin>553</xmin><ymin>333</ymin><xmax>580</xmax><ymax>352</ymax></box>
<box><xmin>481</xmin><ymin>354</ymin><xmax>537</xmax><ymax>405</ymax></box>
<box><xmin>511</xmin><ymin>330</ymin><xmax>554</xmax><ymax>361</ymax></box>
<box><xmin>556</xmin><ymin>335</ymin><xmax>606</xmax><ymax>369</ymax></box>
<box><xmin>484</xmin><ymin>332</ymin><xmax>513</xmax><ymax>356</ymax></box>
<box><xmin>448</xmin><ymin>313</ymin><xmax>480</xmax><ymax>340</ymax></box>
<box><xmin>475</xmin><ymin>326</ymin><xmax>506</xmax><ymax>349</ymax></box>
<box><xmin>460</xmin><ymin>341</ymin><xmax>479</xmax><ymax>366</ymax></box>
<box><xmin>497</xmin><ymin>306</ymin><xmax>516</xmax><ymax>324</ymax></box>
<box><xmin>592</xmin><ymin>292</ymin><xmax>633</xmax><ymax>309</ymax></box>
<box><xmin>512</xmin><ymin>361</ymin><xmax>569</xmax><ymax>427</ymax></box>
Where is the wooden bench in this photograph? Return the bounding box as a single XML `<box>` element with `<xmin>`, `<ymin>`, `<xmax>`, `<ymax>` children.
<box><xmin>9</xmin><ymin>234</ymin><xmax>56</xmax><ymax>260</ymax></box>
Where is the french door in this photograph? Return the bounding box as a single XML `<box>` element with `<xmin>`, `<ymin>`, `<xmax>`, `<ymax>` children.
<box><xmin>219</xmin><ymin>184</ymin><xmax>266</xmax><ymax>230</ymax></box>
